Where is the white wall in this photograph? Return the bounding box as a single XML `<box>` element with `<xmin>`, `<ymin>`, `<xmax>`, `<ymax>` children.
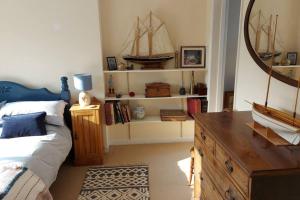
<box><xmin>235</xmin><ymin>0</ymin><xmax>299</xmax><ymax>116</ymax></box>
<box><xmin>0</xmin><ymin>0</ymin><xmax>104</xmax><ymax>100</ymax></box>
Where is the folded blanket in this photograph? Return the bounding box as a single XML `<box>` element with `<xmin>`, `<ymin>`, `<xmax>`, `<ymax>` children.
<box><xmin>0</xmin><ymin>163</ymin><xmax>52</xmax><ymax>200</ymax></box>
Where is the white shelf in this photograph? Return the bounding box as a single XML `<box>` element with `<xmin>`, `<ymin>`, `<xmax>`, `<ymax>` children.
<box><xmin>108</xmin><ymin>115</ymin><xmax>194</xmax><ymax>125</ymax></box>
<box><xmin>273</xmin><ymin>65</ymin><xmax>300</xmax><ymax>68</ymax></box>
<box><xmin>104</xmin><ymin>94</ymin><xmax>207</xmax><ymax>101</ymax></box>
<box><xmin>103</xmin><ymin>68</ymin><xmax>207</xmax><ymax>73</ymax></box>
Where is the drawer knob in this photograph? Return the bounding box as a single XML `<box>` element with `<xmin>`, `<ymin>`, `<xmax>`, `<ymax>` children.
<box><xmin>200</xmin><ymin>175</ymin><xmax>203</xmax><ymax>181</ymax></box>
<box><xmin>74</xmin><ymin>133</ymin><xmax>79</xmax><ymax>140</ymax></box>
<box><xmin>199</xmin><ymin>148</ymin><xmax>204</xmax><ymax>157</ymax></box>
<box><xmin>225</xmin><ymin>160</ymin><xmax>234</xmax><ymax>174</ymax></box>
<box><xmin>201</xmin><ymin>132</ymin><xmax>206</xmax><ymax>141</ymax></box>
<box><xmin>225</xmin><ymin>189</ymin><xmax>235</xmax><ymax>200</ymax></box>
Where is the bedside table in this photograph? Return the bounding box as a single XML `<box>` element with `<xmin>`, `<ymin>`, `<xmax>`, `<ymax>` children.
<box><xmin>70</xmin><ymin>104</ymin><xmax>104</xmax><ymax>165</ymax></box>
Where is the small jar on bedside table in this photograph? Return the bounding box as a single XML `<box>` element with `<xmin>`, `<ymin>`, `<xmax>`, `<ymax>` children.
<box><xmin>70</xmin><ymin>103</ymin><xmax>104</xmax><ymax>166</ymax></box>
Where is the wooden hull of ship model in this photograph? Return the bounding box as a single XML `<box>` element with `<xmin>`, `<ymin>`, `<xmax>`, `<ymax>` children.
<box><xmin>250</xmin><ymin>103</ymin><xmax>300</xmax><ymax>145</ymax></box>
<box><xmin>123</xmin><ymin>55</ymin><xmax>174</xmax><ymax>64</ymax></box>
<box><xmin>258</xmin><ymin>51</ymin><xmax>281</xmax><ymax>61</ymax></box>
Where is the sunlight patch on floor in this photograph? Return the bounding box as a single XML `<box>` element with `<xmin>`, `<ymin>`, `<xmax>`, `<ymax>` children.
<box><xmin>177</xmin><ymin>157</ymin><xmax>191</xmax><ymax>182</ymax></box>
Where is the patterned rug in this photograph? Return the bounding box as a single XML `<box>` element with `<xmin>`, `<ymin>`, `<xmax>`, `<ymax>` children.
<box><xmin>78</xmin><ymin>165</ymin><xmax>150</xmax><ymax>200</ymax></box>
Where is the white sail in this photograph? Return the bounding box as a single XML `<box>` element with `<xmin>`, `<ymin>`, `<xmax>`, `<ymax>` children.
<box><xmin>139</xmin><ymin>32</ymin><xmax>150</xmax><ymax>56</ymax></box>
<box><xmin>152</xmin><ymin>24</ymin><xmax>175</xmax><ymax>55</ymax></box>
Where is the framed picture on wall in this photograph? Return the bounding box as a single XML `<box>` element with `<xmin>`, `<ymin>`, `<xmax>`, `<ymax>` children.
<box><xmin>287</xmin><ymin>52</ymin><xmax>298</xmax><ymax>65</ymax></box>
<box><xmin>106</xmin><ymin>57</ymin><xmax>118</xmax><ymax>71</ymax></box>
<box><xmin>181</xmin><ymin>46</ymin><xmax>206</xmax><ymax>68</ymax></box>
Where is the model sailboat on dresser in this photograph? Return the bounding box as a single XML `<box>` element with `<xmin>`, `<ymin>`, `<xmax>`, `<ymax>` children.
<box><xmin>248</xmin><ymin>15</ymin><xmax>300</xmax><ymax>145</ymax></box>
<box><xmin>121</xmin><ymin>11</ymin><xmax>175</xmax><ymax>67</ymax></box>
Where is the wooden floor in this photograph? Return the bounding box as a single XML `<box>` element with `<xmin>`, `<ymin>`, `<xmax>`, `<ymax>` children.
<box><xmin>50</xmin><ymin>142</ymin><xmax>194</xmax><ymax>200</ymax></box>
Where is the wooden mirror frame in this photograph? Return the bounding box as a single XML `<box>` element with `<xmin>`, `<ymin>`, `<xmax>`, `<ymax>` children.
<box><xmin>244</xmin><ymin>0</ymin><xmax>298</xmax><ymax>87</ymax></box>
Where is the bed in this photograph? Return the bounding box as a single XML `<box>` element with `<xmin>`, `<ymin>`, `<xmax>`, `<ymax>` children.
<box><xmin>0</xmin><ymin>77</ymin><xmax>72</xmax><ymax>199</ymax></box>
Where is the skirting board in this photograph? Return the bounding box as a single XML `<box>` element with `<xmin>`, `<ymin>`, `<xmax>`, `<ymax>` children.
<box><xmin>104</xmin><ymin>137</ymin><xmax>194</xmax><ymax>152</ymax></box>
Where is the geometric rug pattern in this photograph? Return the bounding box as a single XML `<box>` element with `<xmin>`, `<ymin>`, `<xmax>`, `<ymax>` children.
<box><xmin>78</xmin><ymin>165</ymin><xmax>150</xmax><ymax>200</ymax></box>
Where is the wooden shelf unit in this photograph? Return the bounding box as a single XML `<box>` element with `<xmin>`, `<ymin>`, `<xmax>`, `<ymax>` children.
<box><xmin>102</xmin><ymin>67</ymin><xmax>208</xmax><ymax>149</ymax></box>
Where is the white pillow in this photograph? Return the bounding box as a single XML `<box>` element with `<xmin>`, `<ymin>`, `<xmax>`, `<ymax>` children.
<box><xmin>0</xmin><ymin>100</ymin><xmax>67</xmax><ymax>126</ymax></box>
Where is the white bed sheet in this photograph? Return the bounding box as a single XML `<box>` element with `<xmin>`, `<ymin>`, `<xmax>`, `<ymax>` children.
<box><xmin>0</xmin><ymin>124</ymin><xmax>72</xmax><ymax>187</ymax></box>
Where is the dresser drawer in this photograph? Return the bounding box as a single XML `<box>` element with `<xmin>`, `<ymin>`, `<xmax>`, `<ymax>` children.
<box><xmin>215</xmin><ymin>143</ymin><xmax>249</xmax><ymax>196</ymax></box>
<box><xmin>201</xmin><ymin>170</ymin><xmax>223</xmax><ymax>200</ymax></box>
<box><xmin>195</xmin><ymin>123</ymin><xmax>215</xmax><ymax>156</ymax></box>
<box><xmin>203</xmin><ymin>157</ymin><xmax>246</xmax><ymax>200</ymax></box>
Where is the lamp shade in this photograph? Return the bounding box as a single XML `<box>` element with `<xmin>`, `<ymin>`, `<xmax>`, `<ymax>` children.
<box><xmin>73</xmin><ymin>74</ymin><xmax>92</xmax><ymax>91</ymax></box>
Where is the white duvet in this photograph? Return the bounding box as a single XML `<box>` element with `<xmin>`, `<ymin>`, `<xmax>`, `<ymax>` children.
<box><xmin>0</xmin><ymin>125</ymin><xmax>72</xmax><ymax>187</ymax></box>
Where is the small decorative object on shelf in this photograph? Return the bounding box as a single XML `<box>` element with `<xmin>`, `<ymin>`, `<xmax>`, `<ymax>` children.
<box><xmin>129</xmin><ymin>91</ymin><xmax>135</xmax><ymax>97</ymax></box>
<box><xmin>133</xmin><ymin>106</ymin><xmax>145</xmax><ymax>120</ymax></box>
<box><xmin>145</xmin><ymin>82</ymin><xmax>171</xmax><ymax>98</ymax></box>
<box><xmin>118</xmin><ymin>62</ymin><xmax>126</xmax><ymax>71</ymax></box>
<box><xmin>181</xmin><ymin>46</ymin><xmax>206</xmax><ymax>68</ymax></box>
<box><xmin>195</xmin><ymin>83</ymin><xmax>207</xmax><ymax>95</ymax></box>
<box><xmin>126</xmin><ymin>64</ymin><xmax>134</xmax><ymax>70</ymax></box>
<box><xmin>190</xmin><ymin>71</ymin><xmax>195</xmax><ymax>95</ymax></box>
<box><xmin>107</xmin><ymin>56</ymin><xmax>118</xmax><ymax>71</ymax></box>
<box><xmin>73</xmin><ymin>74</ymin><xmax>93</xmax><ymax>107</ymax></box>
<box><xmin>107</xmin><ymin>75</ymin><xmax>115</xmax><ymax>97</ymax></box>
<box><xmin>179</xmin><ymin>87</ymin><xmax>186</xmax><ymax>95</ymax></box>
<box><xmin>116</xmin><ymin>93</ymin><xmax>122</xmax><ymax>98</ymax></box>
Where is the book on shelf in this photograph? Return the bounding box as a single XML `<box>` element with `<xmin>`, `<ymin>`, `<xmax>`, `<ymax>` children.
<box><xmin>104</xmin><ymin>101</ymin><xmax>132</xmax><ymax>125</ymax></box>
<box><xmin>187</xmin><ymin>98</ymin><xmax>208</xmax><ymax>118</ymax></box>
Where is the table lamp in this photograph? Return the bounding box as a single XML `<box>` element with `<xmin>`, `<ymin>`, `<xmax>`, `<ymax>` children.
<box><xmin>73</xmin><ymin>74</ymin><xmax>92</xmax><ymax>107</ymax></box>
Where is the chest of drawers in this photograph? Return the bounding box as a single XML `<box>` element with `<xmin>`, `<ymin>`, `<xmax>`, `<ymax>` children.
<box><xmin>194</xmin><ymin>111</ymin><xmax>300</xmax><ymax>200</ymax></box>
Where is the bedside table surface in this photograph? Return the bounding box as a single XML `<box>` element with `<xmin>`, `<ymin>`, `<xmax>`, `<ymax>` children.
<box><xmin>70</xmin><ymin>104</ymin><xmax>100</xmax><ymax>111</ymax></box>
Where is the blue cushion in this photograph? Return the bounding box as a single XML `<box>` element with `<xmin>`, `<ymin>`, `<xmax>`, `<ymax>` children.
<box><xmin>1</xmin><ymin>112</ymin><xmax>47</xmax><ymax>139</ymax></box>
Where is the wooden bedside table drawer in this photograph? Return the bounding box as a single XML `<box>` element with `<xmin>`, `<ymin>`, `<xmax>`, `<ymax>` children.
<box><xmin>201</xmin><ymin>170</ymin><xmax>223</xmax><ymax>200</ymax></box>
<box><xmin>215</xmin><ymin>143</ymin><xmax>249</xmax><ymax>196</ymax></box>
<box><xmin>195</xmin><ymin>123</ymin><xmax>215</xmax><ymax>156</ymax></box>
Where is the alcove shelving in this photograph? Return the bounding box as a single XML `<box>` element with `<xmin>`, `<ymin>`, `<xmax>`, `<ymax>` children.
<box><xmin>102</xmin><ymin>66</ymin><xmax>209</xmax><ymax>148</ymax></box>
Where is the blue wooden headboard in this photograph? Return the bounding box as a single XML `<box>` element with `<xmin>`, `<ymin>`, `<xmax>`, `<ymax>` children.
<box><xmin>0</xmin><ymin>76</ymin><xmax>71</xmax><ymax>103</ymax></box>
<box><xmin>0</xmin><ymin>76</ymin><xmax>72</xmax><ymax>127</ymax></box>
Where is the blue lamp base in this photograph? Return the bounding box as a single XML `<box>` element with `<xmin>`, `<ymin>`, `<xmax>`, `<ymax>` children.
<box><xmin>79</xmin><ymin>91</ymin><xmax>91</xmax><ymax>107</ymax></box>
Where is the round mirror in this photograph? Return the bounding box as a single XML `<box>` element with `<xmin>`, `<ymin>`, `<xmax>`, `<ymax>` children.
<box><xmin>244</xmin><ymin>0</ymin><xmax>300</xmax><ymax>87</ymax></box>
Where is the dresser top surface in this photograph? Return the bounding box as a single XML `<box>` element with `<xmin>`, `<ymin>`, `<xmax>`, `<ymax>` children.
<box><xmin>195</xmin><ymin>111</ymin><xmax>300</xmax><ymax>175</ymax></box>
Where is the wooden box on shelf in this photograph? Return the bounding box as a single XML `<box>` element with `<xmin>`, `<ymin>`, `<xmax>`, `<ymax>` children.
<box><xmin>70</xmin><ymin>103</ymin><xmax>104</xmax><ymax>166</ymax></box>
<box><xmin>145</xmin><ymin>82</ymin><xmax>171</xmax><ymax>98</ymax></box>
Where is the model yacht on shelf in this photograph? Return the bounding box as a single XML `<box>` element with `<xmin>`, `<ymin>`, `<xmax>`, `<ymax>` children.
<box><xmin>121</xmin><ymin>11</ymin><xmax>175</xmax><ymax>68</ymax></box>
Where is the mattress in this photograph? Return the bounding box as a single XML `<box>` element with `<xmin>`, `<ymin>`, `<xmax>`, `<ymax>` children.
<box><xmin>0</xmin><ymin>124</ymin><xmax>72</xmax><ymax>187</ymax></box>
